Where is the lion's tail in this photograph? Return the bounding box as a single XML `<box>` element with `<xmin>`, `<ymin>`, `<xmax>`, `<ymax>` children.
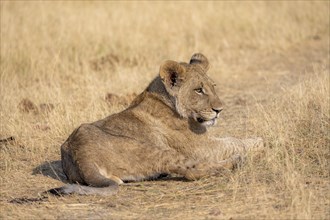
<box><xmin>47</xmin><ymin>183</ymin><xmax>119</xmax><ymax>196</ymax></box>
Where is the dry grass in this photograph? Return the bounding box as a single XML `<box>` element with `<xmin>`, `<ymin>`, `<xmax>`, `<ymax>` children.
<box><xmin>0</xmin><ymin>2</ymin><xmax>329</xmax><ymax>219</ymax></box>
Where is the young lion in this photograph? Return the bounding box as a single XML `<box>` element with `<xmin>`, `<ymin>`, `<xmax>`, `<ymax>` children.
<box><xmin>50</xmin><ymin>53</ymin><xmax>263</xmax><ymax>196</ymax></box>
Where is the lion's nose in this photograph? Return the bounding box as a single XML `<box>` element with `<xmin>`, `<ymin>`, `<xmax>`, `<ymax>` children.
<box><xmin>212</xmin><ymin>108</ymin><xmax>223</xmax><ymax>114</ymax></box>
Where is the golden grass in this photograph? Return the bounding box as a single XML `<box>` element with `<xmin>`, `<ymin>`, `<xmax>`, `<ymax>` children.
<box><xmin>1</xmin><ymin>1</ymin><xmax>329</xmax><ymax>219</ymax></box>
<box><xmin>244</xmin><ymin>67</ymin><xmax>329</xmax><ymax>219</ymax></box>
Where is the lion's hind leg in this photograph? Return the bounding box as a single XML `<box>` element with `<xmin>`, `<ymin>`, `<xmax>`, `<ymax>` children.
<box><xmin>47</xmin><ymin>172</ymin><xmax>119</xmax><ymax>196</ymax></box>
<box><xmin>48</xmin><ymin>162</ymin><xmax>121</xmax><ymax>196</ymax></box>
<box><xmin>48</xmin><ymin>183</ymin><xmax>118</xmax><ymax>196</ymax></box>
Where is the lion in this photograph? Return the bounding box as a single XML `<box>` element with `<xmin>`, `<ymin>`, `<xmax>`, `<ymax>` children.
<box><xmin>49</xmin><ymin>53</ymin><xmax>263</xmax><ymax>196</ymax></box>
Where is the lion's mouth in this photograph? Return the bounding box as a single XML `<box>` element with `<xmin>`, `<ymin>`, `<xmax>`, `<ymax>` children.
<box><xmin>197</xmin><ymin>117</ymin><xmax>206</xmax><ymax>123</ymax></box>
<box><xmin>196</xmin><ymin>117</ymin><xmax>217</xmax><ymax>126</ymax></box>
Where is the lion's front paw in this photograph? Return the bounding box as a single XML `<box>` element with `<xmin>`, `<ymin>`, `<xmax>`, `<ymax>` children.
<box><xmin>184</xmin><ymin>162</ymin><xmax>212</xmax><ymax>180</ymax></box>
<box><xmin>244</xmin><ymin>137</ymin><xmax>264</xmax><ymax>152</ymax></box>
<box><xmin>172</xmin><ymin>160</ymin><xmax>212</xmax><ymax>180</ymax></box>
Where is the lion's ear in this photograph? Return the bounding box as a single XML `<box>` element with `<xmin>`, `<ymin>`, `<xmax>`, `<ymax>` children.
<box><xmin>189</xmin><ymin>53</ymin><xmax>209</xmax><ymax>72</ymax></box>
<box><xmin>159</xmin><ymin>60</ymin><xmax>186</xmax><ymax>92</ymax></box>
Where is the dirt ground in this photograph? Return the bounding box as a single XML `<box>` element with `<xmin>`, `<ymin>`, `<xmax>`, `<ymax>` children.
<box><xmin>1</xmin><ymin>2</ymin><xmax>329</xmax><ymax>219</ymax></box>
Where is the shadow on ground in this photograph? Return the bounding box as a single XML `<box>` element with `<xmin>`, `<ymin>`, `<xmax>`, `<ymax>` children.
<box><xmin>33</xmin><ymin>160</ymin><xmax>68</xmax><ymax>183</ymax></box>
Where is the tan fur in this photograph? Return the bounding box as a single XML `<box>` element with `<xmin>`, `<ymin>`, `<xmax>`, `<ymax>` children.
<box><xmin>53</xmin><ymin>53</ymin><xmax>263</xmax><ymax>196</ymax></box>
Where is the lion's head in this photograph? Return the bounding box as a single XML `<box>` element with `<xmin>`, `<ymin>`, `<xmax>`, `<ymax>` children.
<box><xmin>159</xmin><ymin>53</ymin><xmax>223</xmax><ymax>127</ymax></box>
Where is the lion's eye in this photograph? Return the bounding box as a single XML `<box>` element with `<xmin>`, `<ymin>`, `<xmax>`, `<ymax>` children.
<box><xmin>195</xmin><ymin>88</ymin><xmax>204</xmax><ymax>94</ymax></box>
